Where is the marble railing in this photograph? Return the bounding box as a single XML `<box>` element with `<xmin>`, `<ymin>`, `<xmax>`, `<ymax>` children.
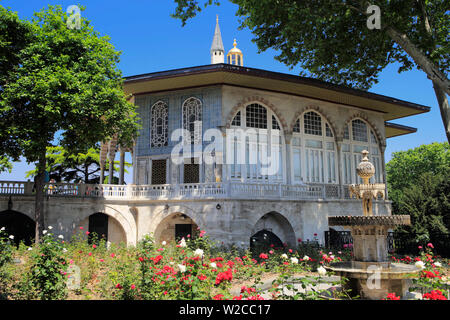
<box><xmin>0</xmin><ymin>180</ymin><xmax>347</xmax><ymax>201</ymax></box>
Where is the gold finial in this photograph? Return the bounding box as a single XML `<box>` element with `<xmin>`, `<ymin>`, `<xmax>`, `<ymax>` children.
<box><xmin>216</xmin><ymin>14</ymin><xmax>219</xmax><ymax>24</ymax></box>
<box><xmin>233</xmin><ymin>38</ymin><xmax>237</xmax><ymax>47</ymax></box>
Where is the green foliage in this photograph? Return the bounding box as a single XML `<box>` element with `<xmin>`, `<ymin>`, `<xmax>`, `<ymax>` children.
<box><xmin>0</xmin><ymin>156</ymin><xmax>12</xmax><ymax>173</ymax></box>
<box><xmin>0</xmin><ymin>227</ymin><xmax>13</xmax><ymax>269</ymax></box>
<box><xmin>387</xmin><ymin>143</ymin><xmax>450</xmax><ymax>235</ymax></box>
<box><xmin>25</xmin><ymin>145</ymin><xmax>131</xmax><ymax>183</ymax></box>
<box><xmin>28</xmin><ymin>229</ymin><xmax>68</xmax><ymax>300</ymax></box>
<box><xmin>0</xmin><ymin>228</ymin><xmax>14</xmax><ymax>299</ymax></box>
<box><xmin>0</xmin><ymin>4</ymin><xmax>139</xmax><ymax>239</ymax></box>
<box><xmin>387</xmin><ymin>142</ymin><xmax>449</xmax><ymax>193</ymax></box>
<box><xmin>173</xmin><ymin>0</ymin><xmax>449</xmax><ymax>90</ymax></box>
<box><xmin>0</xmin><ymin>4</ymin><xmax>139</xmax><ymax>161</ymax></box>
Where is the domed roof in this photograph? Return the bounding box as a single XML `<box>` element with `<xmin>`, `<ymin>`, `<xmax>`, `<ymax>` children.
<box><xmin>227</xmin><ymin>39</ymin><xmax>242</xmax><ymax>55</ymax></box>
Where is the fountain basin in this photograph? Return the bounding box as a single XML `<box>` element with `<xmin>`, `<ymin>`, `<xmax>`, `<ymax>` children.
<box><xmin>325</xmin><ymin>261</ymin><xmax>420</xmax><ymax>300</ymax></box>
<box><xmin>328</xmin><ymin>215</ymin><xmax>410</xmax><ymax>262</ymax></box>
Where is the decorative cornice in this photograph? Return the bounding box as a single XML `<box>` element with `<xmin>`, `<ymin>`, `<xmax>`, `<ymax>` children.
<box><xmin>328</xmin><ymin>215</ymin><xmax>411</xmax><ymax>226</ymax></box>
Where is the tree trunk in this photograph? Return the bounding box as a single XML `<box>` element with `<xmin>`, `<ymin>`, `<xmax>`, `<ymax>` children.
<box><xmin>433</xmin><ymin>82</ymin><xmax>450</xmax><ymax>143</ymax></box>
<box><xmin>34</xmin><ymin>150</ymin><xmax>47</xmax><ymax>244</ymax></box>
<box><xmin>385</xmin><ymin>26</ymin><xmax>450</xmax><ymax>96</ymax></box>
<box><xmin>384</xmin><ymin>26</ymin><xmax>450</xmax><ymax>143</ymax></box>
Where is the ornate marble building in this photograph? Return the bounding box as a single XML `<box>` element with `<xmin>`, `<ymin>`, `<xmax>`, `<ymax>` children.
<box><xmin>0</xmin><ymin>18</ymin><xmax>430</xmax><ymax>248</ymax></box>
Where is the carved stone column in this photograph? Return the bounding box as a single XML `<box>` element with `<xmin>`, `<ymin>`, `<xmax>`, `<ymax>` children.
<box><xmin>335</xmin><ymin>135</ymin><xmax>344</xmax><ymax>199</ymax></box>
<box><xmin>284</xmin><ymin>132</ymin><xmax>292</xmax><ymax>185</ymax></box>
<box><xmin>380</xmin><ymin>143</ymin><xmax>388</xmax><ymax>200</ymax></box>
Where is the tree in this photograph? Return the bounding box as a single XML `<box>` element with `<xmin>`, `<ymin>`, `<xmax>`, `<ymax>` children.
<box><xmin>25</xmin><ymin>146</ymin><xmax>131</xmax><ymax>184</ymax></box>
<box><xmin>386</xmin><ymin>142</ymin><xmax>450</xmax><ymax>236</ymax></box>
<box><xmin>0</xmin><ymin>5</ymin><xmax>139</xmax><ymax>243</ymax></box>
<box><xmin>386</xmin><ymin>142</ymin><xmax>449</xmax><ymax>195</ymax></box>
<box><xmin>0</xmin><ymin>156</ymin><xmax>12</xmax><ymax>173</ymax></box>
<box><xmin>172</xmin><ymin>0</ymin><xmax>450</xmax><ymax>142</ymax></box>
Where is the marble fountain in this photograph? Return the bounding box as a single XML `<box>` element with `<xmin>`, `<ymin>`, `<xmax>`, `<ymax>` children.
<box><xmin>325</xmin><ymin>150</ymin><xmax>419</xmax><ymax>299</ymax></box>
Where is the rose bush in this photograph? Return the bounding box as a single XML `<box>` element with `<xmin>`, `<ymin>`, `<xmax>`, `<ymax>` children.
<box><xmin>1</xmin><ymin>229</ymin><xmax>448</xmax><ymax>300</ymax></box>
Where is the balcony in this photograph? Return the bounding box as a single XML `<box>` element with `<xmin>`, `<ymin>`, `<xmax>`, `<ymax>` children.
<box><xmin>0</xmin><ymin>180</ymin><xmax>370</xmax><ymax>201</ymax></box>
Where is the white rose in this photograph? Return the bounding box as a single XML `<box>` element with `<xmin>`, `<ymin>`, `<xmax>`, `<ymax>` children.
<box><xmin>317</xmin><ymin>266</ymin><xmax>327</xmax><ymax>276</ymax></box>
<box><xmin>210</xmin><ymin>262</ymin><xmax>217</xmax><ymax>269</ymax></box>
<box><xmin>290</xmin><ymin>257</ymin><xmax>299</xmax><ymax>264</ymax></box>
<box><xmin>415</xmin><ymin>261</ymin><xmax>425</xmax><ymax>270</ymax></box>
<box><xmin>48</xmin><ymin>226</ymin><xmax>53</xmax><ymax>230</ymax></box>
<box><xmin>63</xmin><ymin>248</ymin><xmax>67</xmax><ymax>253</ymax></box>
<box><xmin>27</xmin><ymin>247</ymin><xmax>32</xmax><ymax>251</ymax></box>
<box><xmin>0</xmin><ymin>227</ymin><xmax>5</xmax><ymax>231</ymax></box>
<box><xmin>162</xmin><ymin>241</ymin><xmax>167</xmax><ymax>246</ymax></box>
<box><xmin>434</xmin><ymin>262</ymin><xmax>442</xmax><ymax>268</ymax></box>
<box><xmin>281</xmin><ymin>253</ymin><xmax>288</xmax><ymax>259</ymax></box>
<box><xmin>58</xmin><ymin>235</ymin><xmax>64</xmax><ymax>239</ymax></box>
<box><xmin>9</xmin><ymin>235</ymin><xmax>14</xmax><ymax>240</ymax></box>
<box><xmin>194</xmin><ymin>248</ymin><xmax>204</xmax><ymax>258</ymax></box>
<box><xmin>43</xmin><ymin>230</ymin><xmax>48</xmax><ymax>235</ymax></box>
<box><xmin>178</xmin><ymin>264</ymin><xmax>186</xmax><ymax>273</ymax></box>
<box><xmin>169</xmin><ymin>261</ymin><xmax>174</xmax><ymax>265</ymax></box>
<box><xmin>179</xmin><ymin>238</ymin><xmax>187</xmax><ymax>248</ymax></box>
<box><xmin>302</xmin><ymin>255</ymin><xmax>310</xmax><ymax>261</ymax></box>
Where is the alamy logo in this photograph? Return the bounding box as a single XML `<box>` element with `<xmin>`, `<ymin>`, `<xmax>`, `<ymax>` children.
<box><xmin>366</xmin><ymin>5</ymin><xmax>381</xmax><ymax>30</ymax></box>
<box><xmin>366</xmin><ymin>264</ymin><xmax>382</xmax><ymax>290</ymax></box>
<box><xmin>170</xmin><ymin>123</ymin><xmax>281</xmax><ymax>176</ymax></box>
<box><xmin>66</xmin><ymin>264</ymin><xmax>81</xmax><ymax>290</ymax></box>
<box><xmin>66</xmin><ymin>5</ymin><xmax>81</xmax><ymax>30</ymax></box>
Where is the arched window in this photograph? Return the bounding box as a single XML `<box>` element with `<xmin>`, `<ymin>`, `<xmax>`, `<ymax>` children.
<box><xmin>182</xmin><ymin>97</ymin><xmax>202</xmax><ymax>145</ymax></box>
<box><xmin>151</xmin><ymin>101</ymin><xmax>168</xmax><ymax>148</ymax></box>
<box><xmin>292</xmin><ymin>111</ymin><xmax>337</xmax><ymax>184</ymax></box>
<box><xmin>230</xmin><ymin>103</ymin><xmax>284</xmax><ymax>182</ymax></box>
<box><xmin>342</xmin><ymin>119</ymin><xmax>382</xmax><ymax>184</ymax></box>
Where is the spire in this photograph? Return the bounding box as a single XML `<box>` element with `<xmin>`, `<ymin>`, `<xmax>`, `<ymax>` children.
<box><xmin>210</xmin><ymin>15</ymin><xmax>224</xmax><ymax>64</ymax></box>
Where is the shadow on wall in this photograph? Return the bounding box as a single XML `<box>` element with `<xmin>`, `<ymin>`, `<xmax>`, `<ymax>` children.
<box><xmin>0</xmin><ymin>210</ymin><xmax>35</xmax><ymax>246</ymax></box>
<box><xmin>251</xmin><ymin>211</ymin><xmax>296</xmax><ymax>248</ymax></box>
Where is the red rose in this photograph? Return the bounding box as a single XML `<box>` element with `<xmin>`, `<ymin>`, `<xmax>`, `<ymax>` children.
<box><xmin>384</xmin><ymin>293</ymin><xmax>400</xmax><ymax>300</ymax></box>
<box><xmin>259</xmin><ymin>253</ymin><xmax>269</xmax><ymax>259</ymax></box>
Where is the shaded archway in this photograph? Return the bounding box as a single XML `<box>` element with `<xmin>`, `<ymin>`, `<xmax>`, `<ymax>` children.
<box><xmin>250</xmin><ymin>229</ymin><xmax>283</xmax><ymax>251</ymax></box>
<box><xmin>251</xmin><ymin>211</ymin><xmax>296</xmax><ymax>249</ymax></box>
<box><xmin>0</xmin><ymin>210</ymin><xmax>35</xmax><ymax>246</ymax></box>
<box><xmin>78</xmin><ymin>212</ymin><xmax>127</xmax><ymax>245</ymax></box>
<box><xmin>154</xmin><ymin>212</ymin><xmax>199</xmax><ymax>244</ymax></box>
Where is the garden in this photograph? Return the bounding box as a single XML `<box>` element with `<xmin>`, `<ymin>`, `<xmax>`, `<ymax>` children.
<box><xmin>0</xmin><ymin>226</ymin><xmax>448</xmax><ymax>301</ymax></box>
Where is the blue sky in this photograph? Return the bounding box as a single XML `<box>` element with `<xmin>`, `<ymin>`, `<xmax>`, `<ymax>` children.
<box><xmin>0</xmin><ymin>0</ymin><xmax>446</xmax><ymax>183</ymax></box>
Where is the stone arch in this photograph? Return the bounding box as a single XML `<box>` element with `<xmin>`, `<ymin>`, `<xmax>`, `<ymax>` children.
<box><xmin>289</xmin><ymin>105</ymin><xmax>338</xmax><ymax>138</ymax></box>
<box><xmin>343</xmin><ymin>112</ymin><xmax>385</xmax><ymax>148</ymax></box>
<box><xmin>153</xmin><ymin>211</ymin><xmax>200</xmax><ymax>244</ymax></box>
<box><xmin>226</xmin><ymin>96</ymin><xmax>289</xmax><ymax>135</ymax></box>
<box><xmin>75</xmin><ymin>205</ymin><xmax>136</xmax><ymax>246</ymax></box>
<box><xmin>249</xmin><ymin>211</ymin><xmax>297</xmax><ymax>247</ymax></box>
<box><xmin>0</xmin><ymin>210</ymin><xmax>35</xmax><ymax>246</ymax></box>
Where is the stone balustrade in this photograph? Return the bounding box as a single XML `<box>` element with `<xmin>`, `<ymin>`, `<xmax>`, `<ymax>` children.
<box><xmin>0</xmin><ymin>180</ymin><xmax>362</xmax><ymax>201</ymax></box>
